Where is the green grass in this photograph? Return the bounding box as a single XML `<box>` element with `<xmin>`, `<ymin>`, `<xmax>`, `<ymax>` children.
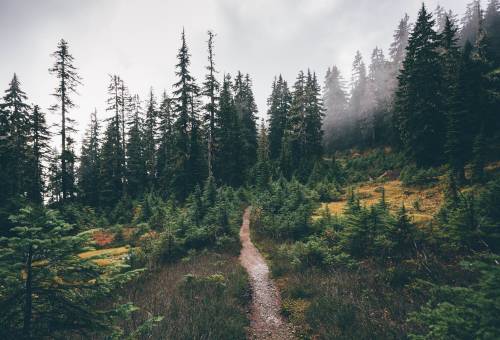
<box><xmin>115</xmin><ymin>251</ymin><xmax>250</xmax><ymax>339</ymax></box>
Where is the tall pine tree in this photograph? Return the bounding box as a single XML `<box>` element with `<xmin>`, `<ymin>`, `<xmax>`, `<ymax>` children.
<box><xmin>126</xmin><ymin>95</ymin><xmax>147</xmax><ymax>198</ymax></box>
<box><xmin>234</xmin><ymin>72</ymin><xmax>258</xmax><ymax>179</ymax></box>
<box><xmin>202</xmin><ymin>30</ymin><xmax>220</xmax><ymax>178</ymax></box>
<box><xmin>49</xmin><ymin>39</ymin><xmax>82</xmax><ymax>202</ymax></box>
<box><xmin>0</xmin><ymin>74</ymin><xmax>31</xmax><ymax>205</ymax></box>
<box><xmin>395</xmin><ymin>4</ymin><xmax>445</xmax><ymax>166</ymax></box>
<box><xmin>214</xmin><ymin>74</ymin><xmax>243</xmax><ymax>186</ymax></box>
<box><xmin>171</xmin><ymin>30</ymin><xmax>202</xmax><ymax>200</ymax></box>
<box><xmin>267</xmin><ymin>75</ymin><xmax>291</xmax><ymax>161</ymax></box>
<box><xmin>78</xmin><ymin>109</ymin><xmax>101</xmax><ymax>207</ymax></box>
<box><xmin>27</xmin><ymin>105</ymin><xmax>51</xmax><ymax>204</ymax></box>
<box><xmin>143</xmin><ymin>88</ymin><xmax>158</xmax><ymax>191</ymax></box>
<box><xmin>156</xmin><ymin>91</ymin><xmax>175</xmax><ymax>196</ymax></box>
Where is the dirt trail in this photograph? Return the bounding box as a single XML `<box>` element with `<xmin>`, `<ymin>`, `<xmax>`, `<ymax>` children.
<box><xmin>239</xmin><ymin>207</ymin><xmax>295</xmax><ymax>340</ymax></box>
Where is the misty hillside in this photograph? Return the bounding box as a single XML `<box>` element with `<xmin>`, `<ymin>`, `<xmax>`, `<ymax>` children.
<box><xmin>1</xmin><ymin>1</ymin><xmax>500</xmax><ymax>339</ymax></box>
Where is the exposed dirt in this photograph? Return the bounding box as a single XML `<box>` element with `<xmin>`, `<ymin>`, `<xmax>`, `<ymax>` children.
<box><xmin>239</xmin><ymin>207</ymin><xmax>295</xmax><ymax>340</ymax></box>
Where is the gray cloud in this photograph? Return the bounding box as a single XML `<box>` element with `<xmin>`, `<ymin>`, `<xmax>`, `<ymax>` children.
<box><xmin>0</xmin><ymin>0</ymin><xmax>471</xmax><ymax>146</ymax></box>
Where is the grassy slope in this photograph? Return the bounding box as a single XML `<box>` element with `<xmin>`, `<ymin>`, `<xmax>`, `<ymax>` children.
<box><xmin>254</xmin><ymin>152</ymin><xmax>500</xmax><ymax>339</ymax></box>
<box><xmin>80</xmin><ymin>204</ymin><xmax>250</xmax><ymax>339</ymax></box>
<box><xmin>115</xmin><ymin>251</ymin><xmax>250</xmax><ymax>339</ymax></box>
<box><xmin>317</xmin><ymin>178</ymin><xmax>442</xmax><ymax>224</ymax></box>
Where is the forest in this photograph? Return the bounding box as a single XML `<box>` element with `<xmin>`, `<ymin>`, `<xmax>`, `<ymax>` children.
<box><xmin>0</xmin><ymin>0</ymin><xmax>500</xmax><ymax>339</ymax></box>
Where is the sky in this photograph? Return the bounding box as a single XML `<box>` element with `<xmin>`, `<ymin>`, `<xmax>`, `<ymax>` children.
<box><xmin>0</xmin><ymin>0</ymin><xmax>472</xmax><ymax>145</ymax></box>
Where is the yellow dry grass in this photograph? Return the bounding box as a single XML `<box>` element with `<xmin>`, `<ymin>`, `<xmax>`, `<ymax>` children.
<box><xmin>316</xmin><ymin>179</ymin><xmax>443</xmax><ymax>224</ymax></box>
<box><xmin>78</xmin><ymin>246</ymin><xmax>130</xmax><ymax>266</ymax></box>
<box><xmin>79</xmin><ymin>246</ymin><xmax>129</xmax><ymax>259</ymax></box>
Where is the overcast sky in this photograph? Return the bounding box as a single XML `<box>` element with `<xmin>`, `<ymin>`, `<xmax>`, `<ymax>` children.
<box><xmin>1</xmin><ymin>0</ymin><xmax>471</xmax><ymax>144</ymax></box>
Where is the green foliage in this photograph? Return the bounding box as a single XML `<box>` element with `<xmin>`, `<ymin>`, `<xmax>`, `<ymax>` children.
<box><xmin>170</xmin><ymin>271</ymin><xmax>249</xmax><ymax>339</ymax></box>
<box><xmin>116</xmin><ymin>252</ymin><xmax>249</xmax><ymax>339</ymax></box>
<box><xmin>400</xmin><ymin>164</ymin><xmax>440</xmax><ymax>187</ymax></box>
<box><xmin>305</xmin><ymin>295</ymin><xmax>365</xmax><ymax>339</ymax></box>
<box><xmin>49</xmin><ymin>39</ymin><xmax>81</xmax><ymax>202</ymax></box>
<box><xmin>410</xmin><ymin>255</ymin><xmax>500</xmax><ymax>340</ymax></box>
<box><xmin>341</xmin><ymin>149</ymin><xmax>404</xmax><ymax>184</ymax></box>
<box><xmin>128</xmin><ymin>182</ymin><xmax>243</xmax><ymax>268</ymax></box>
<box><xmin>0</xmin><ymin>206</ymin><xmax>141</xmax><ymax>339</ymax></box>
<box><xmin>254</xmin><ymin>179</ymin><xmax>317</xmax><ymax>240</ymax></box>
<box><xmin>214</xmin><ymin>74</ymin><xmax>244</xmax><ymax>187</ymax></box>
<box><xmin>395</xmin><ymin>4</ymin><xmax>445</xmax><ymax>166</ymax></box>
<box><xmin>313</xmin><ymin>180</ymin><xmax>342</xmax><ymax>202</ymax></box>
<box><xmin>478</xmin><ymin>178</ymin><xmax>500</xmax><ymax>252</ymax></box>
<box><xmin>78</xmin><ymin>110</ymin><xmax>101</xmax><ymax>207</ymax></box>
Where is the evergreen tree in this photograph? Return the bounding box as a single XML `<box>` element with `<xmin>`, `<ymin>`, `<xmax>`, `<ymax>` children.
<box><xmin>255</xmin><ymin>119</ymin><xmax>271</xmax><ymax>189</ymax></box>
<box><xmin>485</xmin><ymin>0</ymin><xmax>500</xmax><ymax>65</ymax></box>
<box><xmin>474</xmin><ymin>20</ymin><xmax>498</xmax><ymax>140</ymax></box>
<box><xmin>49</xmin><ymin>39</ymin><xmax>82</xmax><ymax>202</ymax></box>
<box><xmin>282</xmin><ymin>71</ymin><xmax>307</xmax><ymax>179</ymax></box>
<box><xmin>322</xmin><ymin>66</ymin><xmax>349</xmax><ymax>150</ymax></box>
<box><xmin>389</xmin><ymin>13</ymin><xmax>411</xmax><ymax>71</ymax></box>
<box><xmin>450</xmin><ymin>41</ymin><xmax>483</xmax><ymax>171</ymax></box>
<box><xmin>267</xmin><ymin>75</ymin><xmax>291</xmax><ymax>161</ymax></box>
<box><xmin>0</xmin><ymin>74</ymin><xmax>31</xmax><ymax>206</ymax></box>
<box><xmin>0</xmin><ymin>93</ymin><xmax>10</xmax><ymax>214</ymax></box>
<box><xmin>202</xmin><ymin>30</ymin><xmax>220</xmax><ymax>177</ymax></box>
<box><xmin>369</xmin><ymin>48</ymin><xmax>393</xmax><ymax>145</ymax></box>
<box><xmin>460</xmin><ymin>1</ymin><xmax>483</xmax><ymax>46</ymax></box>
<box><xmin>472</xmin><ymin>126</ymin><xmax>487</xmax><ymax>182</ymax></box>
<box><xmin>279</xmin><ymin>70</ymin><xmax>324</xmax><ymax>179</ymax></box>
<box><xmin>0</xmin><ymin>206</ymin><xmax>140</xmax><ymax>338</ymax></box>
<box><xmin>303</xmin><ymin>71</ymin><xmax>324</xmax><ymax>166</ymax></box>
<box><xmin>78</xmin><ymin>109</ymin><xmax>101</xmax><ymax>207</ymax></box>
<box><xmin>27</xmin><ymin>105</ymin><xmax>51</xmax><ymax>204</ymax></box>
<box><xmin>435</xmin><ymin>6</ymin><xmax>457</xmax><ymax>34</ymax></box>
<box><xmin>202</xmin><ymin>174</ymin><xmax>217</xmax><ymax>209</ymax></box>
<box><xmin>187</xmin><ymin>86</ymin><xmax>206</xmax><ymax>191</ymax></box>
<box><xmin>118</xmin><ymin>77</ymin><xmax>131</xmax><ymax>169</ymax></box>
<box><xmin>143</xmin><ymin>88</ymin><xmax>158</xmax><ymax>190</ymax></box>
<box><xmin>100</xmin><ymin>83</ymin><xmax>126</xmax><ymax>208</ymax></box>
<box><xmin>156</xmin><ymin>91</ymin><xmax>175</xmax><ymax>196</ymax></box>
<box><xmin>435</xmin><ymin>5</ymin><xmax>447</xmax><ymax>33</ymax></box>
<box><xmin>234</xmin><ymin>72</ymin><xmax>258</xmax><ymax>179</ymax></box>
<box><xmin>126</xmin><ymin>95</ymin><xmax>147</xmax><ymax>198</ymax></box>
<box><xmin>214</xmin><ymin>74</ymin><xmax>243</xmax><ymax>186</ymax></box>
<box><xmin>368</xmin><ymin>47</ymin><xmax>391</xmax><ymax>109</ymax></box>
<box><xmin>440</xmin><ymin>16</ymin><xmax>466</xmax><ymax>182</ymax></box>
<box><xmin>349</xmin><ymin>51</ymin><xmax>369</xmax><ymax>120</ymax></box>
<box><xmin>387</xmin><ymin>204</ymin><xmax>416</xmax><ymax>259</ymax></box>
<box><xmin>46</xmin><ymin>147</ymin><xmax>62</xmax><ymax>205</ymax></box>
<box><xmin>388</xmin><ymin>13</ymin><xmax>412</xmax><ymax>146</ymax></box>
<box><xmin>349</xmin><ymin>51</ymin><xmax>377</xmax><ymax>145</ymax></box>
<box><xmin>395</xmin><ymin>4</ymin><xmax>445</xmax><ymax>166</ymax></box>
<box><xmin>340</xmin><ymin>195</ymin><xmax>373</xmax><ymax>257</ymax></box>
<box><xmin>171</xmin><ymin>30</ymin><xmax>201</xmax><ymax>200</ymax></box>
<box><xmin>105</xmin><ymin>74</ymin><xmax>126</xmax><ymax>192</ymax></box>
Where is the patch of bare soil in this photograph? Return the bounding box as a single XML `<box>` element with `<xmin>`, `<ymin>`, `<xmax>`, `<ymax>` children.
<box><xmin>239</xmin><ymin>207</ymin><xmax>295</xmax><ymax>340</ymax></box>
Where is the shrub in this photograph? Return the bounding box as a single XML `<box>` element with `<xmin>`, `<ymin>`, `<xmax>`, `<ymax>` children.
<box><xmin>409</xmin><ymin>255</ymin><xmax>500</xmax><ymax>340</ymax></box>
<box><xmin>342</xmin><ymin>149</ymin><xmax>405</xmax><ymax>184</ymax></box>
<box><xmin>400</xmin><ymin>165</ymin><xmax>440</xmax><ymax>187</ymax></box>
<box><xmin>254</xmin><ymin>179</ymin><xmax>318</xmax><ymax>240</ymax></box>
<box><xmin>314</xmin><ymin>180</ymin><xmax>343</xmax><ymax>202</ymax></box>
<box><xmin>305</xmin><ymin>295</ymin><xmax>361</xmax><ymax>339</ymax></box>
<box><xmin>118</xmin><ymin>253</ymin><xmax>249</xmax><ymax>340</ymax></box>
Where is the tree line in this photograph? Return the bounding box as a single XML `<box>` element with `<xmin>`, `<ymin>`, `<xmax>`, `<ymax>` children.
<box><xmin>323</xmin><ymin>0</ymin><xmax>500</xmax><ymax>177</ymax></box>
<box><xmin>0</xmin><ymin>29</ymin><xmax>326</xmax><ymax>231</ymax></box>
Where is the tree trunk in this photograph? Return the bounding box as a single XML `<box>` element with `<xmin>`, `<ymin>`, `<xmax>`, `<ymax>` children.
<box><xmin>23</xmin><ymin>244</ymin><xmax>33</xmax><ymax>339</ymax></box>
